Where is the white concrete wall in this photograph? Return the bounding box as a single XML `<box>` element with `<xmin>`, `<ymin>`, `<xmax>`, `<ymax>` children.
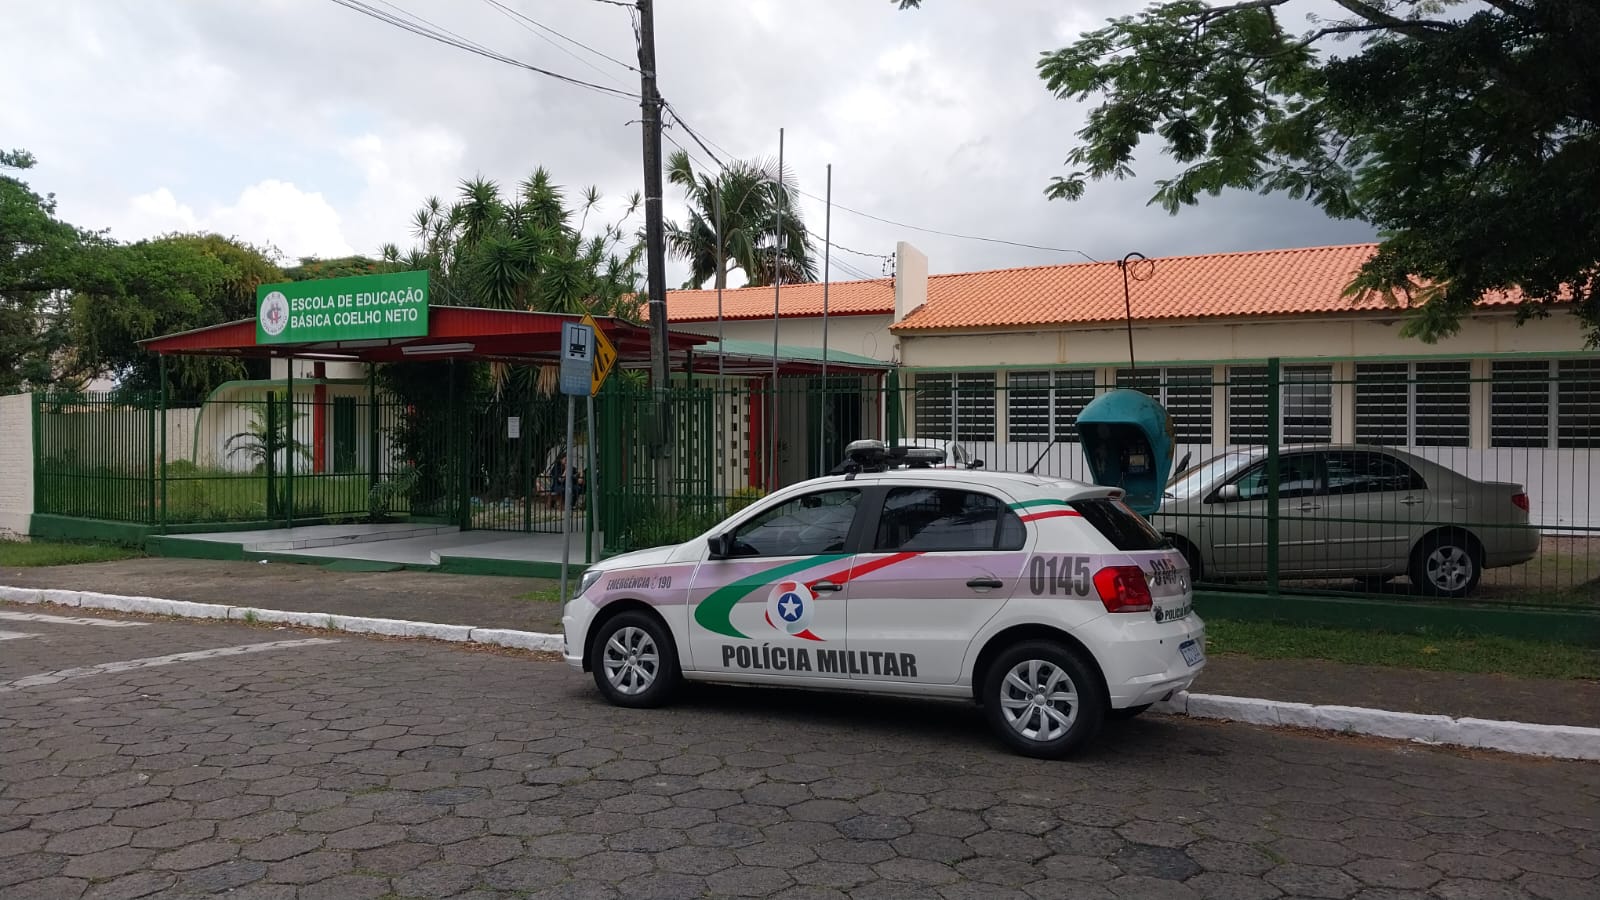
<box><xmin>897</xmin><ymin>310</ymin><xmax>1581</xmax><ymax>368</ymax></box>
<box><xmin>0</xmin><ymin>393</ymin><xmax>34</xmax><ymax>537</ymax></box>
<box><xmin>193</xmin><ymin>383</ymin><xmax>385</xmax><ymax>474</ymax></box>
<box><xmin>675</xmin><ymin>315</ymin><xmax>897</xmax><ymax>363</ymax></box>
<box><xmin>34</xmin><ymin>405</ymin><xmax>202</xmax><ymax>471</ymax></box>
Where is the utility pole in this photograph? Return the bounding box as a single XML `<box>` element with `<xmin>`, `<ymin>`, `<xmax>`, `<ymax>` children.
<box><xmin>637</xmin><ymin>0</ymin><xmax>672</xmax><ymax>464</ymax></box>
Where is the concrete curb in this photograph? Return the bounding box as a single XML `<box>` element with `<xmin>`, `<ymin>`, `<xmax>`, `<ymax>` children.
<box><xmin>0</xmin><ymin>584</ymin><xmax>563</xmax><ymax>656</ymax></box>
<box><xmin>4</xmin><ymin>584</ymin><xmax>1594</xmax><ymax>760</ymax></box>
<box><xmin>1152</xmin><ymin>691</ymin><xmax>1600</xmax><ymax>762</ymax></box>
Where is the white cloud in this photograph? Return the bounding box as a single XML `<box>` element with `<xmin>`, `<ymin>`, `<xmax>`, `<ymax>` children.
<box><xmin>110</xmin><ymin>181</ymin><xmax>355</xmax><ymax>261</ymax></box>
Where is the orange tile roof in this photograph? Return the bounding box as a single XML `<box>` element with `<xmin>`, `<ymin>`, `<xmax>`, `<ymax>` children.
<box><xmin>892</xmin><ymin>243</ymin><xmax>1520</xmax><ymax>332</ymax></box>
<box><xmin>665</xmin><ymin>278</ymin><xmax>894</xmax><ymax>322</ymax></box>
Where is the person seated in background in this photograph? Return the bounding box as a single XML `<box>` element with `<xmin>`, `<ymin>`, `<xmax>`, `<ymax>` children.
<box><xmin>545</xmin><ymin>452</ymin><xmax>586</xmax><ymax>509</ymax></box>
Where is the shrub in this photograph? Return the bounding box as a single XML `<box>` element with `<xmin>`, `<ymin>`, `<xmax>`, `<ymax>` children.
<box><xmin>727</xmin><ymin>486</ymin><xmax>766</xmax><ymax>513</ymax></box>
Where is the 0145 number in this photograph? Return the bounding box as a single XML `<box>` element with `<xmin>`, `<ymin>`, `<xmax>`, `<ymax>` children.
<box><xmin>1029</xmin><ymin>556</ymin><xmax>1091</xmax><ymax>596</ymax></box>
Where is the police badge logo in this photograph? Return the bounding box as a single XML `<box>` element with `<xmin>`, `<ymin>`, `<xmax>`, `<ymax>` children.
<box><xmin>764</xmin><ymin>580</ymin><xmax>823</xmax><ymax>641</ymax></box>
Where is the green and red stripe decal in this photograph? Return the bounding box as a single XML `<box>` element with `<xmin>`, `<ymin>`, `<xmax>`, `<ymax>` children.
<box><xmin>692</xmin><ymin>500</ymin><xmax>1076</xmax><ymax>640</ymax></box>
<box><xmin>1010</xmin><ymin>498</ymin><xmax>1082</xmax><ymax>523</ymax></box>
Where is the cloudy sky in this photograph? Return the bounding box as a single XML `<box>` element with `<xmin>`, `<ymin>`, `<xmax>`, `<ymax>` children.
<box><xmin>3</xmin><ymin>0</ymin><xmax>1375</xmax><ymax>287</ymax></box>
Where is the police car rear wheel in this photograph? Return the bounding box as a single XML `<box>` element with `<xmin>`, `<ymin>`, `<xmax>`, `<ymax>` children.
<box><xmin>592</xmin><ymin>612</ymin><xmax>679</xmax><ymax>708</ymax></box>
<box><xmin>983</xmin><ymin>641</ymin><xmax>1104</xmax><ymax>759</ymax></box>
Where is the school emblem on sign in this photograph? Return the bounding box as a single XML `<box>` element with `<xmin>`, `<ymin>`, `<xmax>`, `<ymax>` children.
<box><xmin>764</xmin><ymin>580</ymin><xmax>823</xmax><ymax>641</ymax></box>
<box><xmin>259</xmin><ymin>290</ymin><xmax>290</xmax><ymax>337</ymax></box>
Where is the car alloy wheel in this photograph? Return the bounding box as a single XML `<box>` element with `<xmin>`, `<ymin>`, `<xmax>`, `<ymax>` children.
<box><xmin>998</xmin><ymin>658</ymin><xmax>1080</xmax><ymax>742</ymax></box>
<box><xmin>601</xmin><ymin>625</ymin><xmax>659</xmax><ymax>696</ymax></box>
<box><xmin>1425</xmin><ymin>545</ymin><xmax>1475</xmax><ymax>594</ymax></box>
<box><xmin>982</xmin><ymin>640</ymin><xmax>1104</xmax><ymax>758</ymax></box>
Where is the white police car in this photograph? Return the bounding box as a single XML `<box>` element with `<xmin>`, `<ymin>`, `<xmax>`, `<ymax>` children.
<box><xmin>562</xmin><ymin>441</ymin><xmax>1204</xmax><ymax>758</ymax></box>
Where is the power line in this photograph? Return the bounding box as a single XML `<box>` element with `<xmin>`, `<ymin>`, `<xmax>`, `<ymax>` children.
<box><xmin>585</xmin><ymin>0</ymin><xmax>635</xmax><ymax>6</ymax></box>
<box><xmin>823</xmin><ymin>239</ymin><xmax>892</xmax><ymax>261</ymax></box>
<box><xmin>480</xmin><ymin>0</ymin><xmax>640</xmax><ymax>75</ymax></box>
<box><xmin>324</xmin><ymin>0</ymin><xmax>637</xmax><ymax>100</ymax></box>
<box><xmin>666</xmin><ymin>108</ymin><xmax>1100</xmax><ymax>263</ymax></box>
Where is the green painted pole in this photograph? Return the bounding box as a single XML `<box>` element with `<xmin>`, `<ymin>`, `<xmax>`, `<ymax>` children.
<box><xmin>368</xmin><ymin>363</ymin><xmax>379</xmax><ymax>495</ymax></box>
<box><xmin>30</xmin><ymin>392</ymin><xmax>41</xmax><ymax>522</ymax></box>
<box><xmin>1265</xmin><ymin>357</ymin><xmax>1281</xmax><ymax>598</ymax></box>
<box><xmin>522</xmin><ymin>390</ymin><xmax>534</xmax><ymax>533</ymax></box>
<box><xmin>265</xmin><ymin>392</ymin><xmax>278</xmax><ymax>521</ymax></box>
<box><xmin>159</xmin><ymin>355</ymin><xmax>168</xmax><ymax>533</ymax></box>
<box><xmin>145</xmin><ymin>382</ymin><xmax>156</xmax><ymax>526</ymax></box>
<box><xmin>886</xmin><ymin>369</ymin><xmax>901</xmax><ymax>448</ymax></box>
<box><xmin>285</xmin><ymin>359</ymin><xmax>295</xmax><ymax>528</ymax></box>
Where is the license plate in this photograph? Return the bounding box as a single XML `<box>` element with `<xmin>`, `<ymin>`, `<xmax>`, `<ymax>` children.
<box><xmin>1179</xmin><ymin>639</ymin><xmax>1203</xmax><ymax>667</ymax></box>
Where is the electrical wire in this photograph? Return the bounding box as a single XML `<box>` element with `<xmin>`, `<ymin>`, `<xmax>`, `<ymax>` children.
<box><xmin>480</xmin><ymin>0</ymin><xmax>640</xmax><ymax>75</ymax></box>
<box><xmin>666</xmin><ymin>107</ymin><xmax>1100</xmax><ymax>263</ymax></box>
<box><xmin>324</xmin><ymin>0</ymin><xmax>637</xmax><ymax>100</ymax></box>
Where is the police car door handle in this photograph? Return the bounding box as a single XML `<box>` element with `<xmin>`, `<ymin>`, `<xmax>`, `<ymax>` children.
<box><xmin>967</xmin><ymin>577</ymin><xmax>1004</xmax><ymax>591</ymax></box>
<box><xmin>813</xmin><ymin>581</ymin><xmax>843</xmax><ymax>593</ymax></box>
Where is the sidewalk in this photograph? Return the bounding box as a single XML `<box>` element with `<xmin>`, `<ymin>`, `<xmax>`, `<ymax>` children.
<box><xmin>5</xmin><ymin>556</ymin><xmax>1597</xmax><ymax>729</ymax></box>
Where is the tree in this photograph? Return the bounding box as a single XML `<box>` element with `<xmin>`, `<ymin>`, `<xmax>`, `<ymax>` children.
<box><xmin>664</xmin><ymin>149</ymin><xmax>817</xmax><ymax>290</ymax></box>
<box><xmin>0</xmin><ymin>150</ymin><xmax>89</xmax><ymax>394</ymax></box>
<box><xmin>900</xmin><ymin>1</ymin><xmax>1600</xmax><ymax>345</ymax></box>
<box><xmin>71</xmin><ymin>233</ymin><xmax>283</xmax><ymax>402</ymax></box>
<box><xmin>399</xmin><ymin>169</ymin><xmax>644</xmax><ymax>321</ymax></box>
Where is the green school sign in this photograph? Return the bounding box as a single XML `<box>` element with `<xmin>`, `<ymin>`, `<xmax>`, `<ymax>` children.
<box><xmin>256</xmin><ymin>270</ymin><xmax>429</xmax><ymax>345</ymax></box>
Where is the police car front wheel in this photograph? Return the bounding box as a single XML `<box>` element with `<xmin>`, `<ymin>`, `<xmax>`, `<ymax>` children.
<box><xmin>592</xmin><ymin>612</ymin><xmax>680</xmax><ymax>708</ymax></box>
<box><xmin>982</xmin><ymin>641</ymin><xmax>1105</xmax><ymax>759</ymax></box>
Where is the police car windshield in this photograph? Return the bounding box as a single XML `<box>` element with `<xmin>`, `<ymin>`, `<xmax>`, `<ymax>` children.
<box><xmin>1166</xmin><ymin>450</ymin><xmax>1261</xmax><ymax>500</ymax></box>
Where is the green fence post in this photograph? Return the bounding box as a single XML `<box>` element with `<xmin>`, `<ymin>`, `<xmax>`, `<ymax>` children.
<box><xmin>265</xmin><ymin>392</ymin><xmax>278</xmax><ymax>521</ymax></box>
<box><xmin>145</xmin><ymin>388</ymin><xmax>156</xmax><ymax>526</ymax></box>
<box><xmin>159</xmin><ymin>355</ymin><xmax>169</xmax><ymax>533</ymax></box>
<box><xmin>1265</xmin><ymin>357</ymin><xmax>1281</xmax><ymax>599</ymax></box>
<box><xmin>368</xmin><ymin>363</ymin><xmax>379</xmax><ymax>495</ymax></box>
<box><xmin>886</xmin><ymin>369</ymin><xmax>901</xmax><ymax>448</ymax></box>
<box><xmin>522</xmin><ymin>391</ymin><xmax>534</xmax><ymax>533</ymax></box>
<box><xmin>30</xmin><ymin>392</ymin><xmax>41</xmax><ymax>522</ymax></box>
<box><xmin>285</xmin><ymin>360</ymin><xmax>295</xmax><ymax>528</ymax></box>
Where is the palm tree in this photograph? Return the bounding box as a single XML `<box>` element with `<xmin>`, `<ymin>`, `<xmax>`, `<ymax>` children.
<box><xmin>664</xmin><ymin>150</ymin><xmax>817</xmax><ymax>290</ymax></box>
<box><xmin>391</xmin><ymin>171</ymin><xmax>644</xmax><ymax>395</ymax></box>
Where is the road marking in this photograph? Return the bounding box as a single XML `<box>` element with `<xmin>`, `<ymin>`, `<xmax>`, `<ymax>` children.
<box><xmin>0</xmin><ymin>630</ymin><xmax>39</xmax><ymax>641</ymax></box>
<box><xmin>0</xmin><ymin>639</ymin><xmax>340</xmax><ymax>693</ymax></box>
<box><xmin>0</xmin><ymin>610</ymin><xmax>146</xmax><ymax>628</ymax></box>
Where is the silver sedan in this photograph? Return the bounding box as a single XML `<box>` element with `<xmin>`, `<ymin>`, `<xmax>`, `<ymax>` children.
<box><xmin>1152</xmin><ymin>445</ymin><xmax>1540</xmax><ymax>598</ymax></box>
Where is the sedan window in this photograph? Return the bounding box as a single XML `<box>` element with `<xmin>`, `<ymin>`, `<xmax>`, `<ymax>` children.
<box><xmin>728</xmin><ymin>489</ymin><xmax>860</xmax><ymax>557</ymax></box>
<box><xmin>1323</xmin><ymin>451</ymin><xmax>1426</xmax><ymax>495</ymax></box>
<box><xmin>1232</xmin><ymin>454</ymin><xmax>1322</xmax><ymax>501</ymax></box>
<box><xmin>873</xmin><ymin>488</ymin><xmax>1025</xmax><ymax>552</ymax></box>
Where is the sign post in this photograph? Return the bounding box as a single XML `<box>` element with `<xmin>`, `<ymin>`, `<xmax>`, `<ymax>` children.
<box><xmin>559</xmin><ymin>321</ymin><xmax>596</xmax><ymax>605</ymax></box>
<box><xmin>579</xmin><ymin>314</ymin><xmax>616</xmax><ymax>566</ymax></box>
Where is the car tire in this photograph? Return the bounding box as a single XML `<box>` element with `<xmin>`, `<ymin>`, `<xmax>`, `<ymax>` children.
<box><xmin>1408</xmin><ymin>533</ymin><xmax>1482</xmax><ymax>599</ymax></box>
<box><xmin>1105</xmin><ymin>703</ymin><xmax>1152</xmax><ymax>722</ymax></box>
<box><xmin>590</xmin><ymin>611</ymin><xmax>681</xmax><ymax>709</ymax></box>
<box><xmin>981</xmin><ymin>640</ymin><xmax>1105</xmax><ymax>759</ymax></box>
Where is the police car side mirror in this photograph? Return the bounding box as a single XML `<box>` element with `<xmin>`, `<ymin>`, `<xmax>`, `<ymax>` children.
<box><xmin>707</xmin><ymin>534</ymin><xmax>732</xmax><ymax>559</ymax></box>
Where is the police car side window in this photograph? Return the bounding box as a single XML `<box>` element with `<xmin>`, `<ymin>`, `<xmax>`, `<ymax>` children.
<box><xmin>874</xmin><ymin>488</ymin><xmax>1025</xmax><ymax>552</ymax></box>
<box><xmin>729</xmin><ymin>489</ymin><xmax>860</xmax><ymax>557</ymax></box>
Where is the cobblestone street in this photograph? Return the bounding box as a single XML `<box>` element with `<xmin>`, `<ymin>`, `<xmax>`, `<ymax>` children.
<box><xmin>2</xmin><ymin>603</ymin><xmax>1596</xmax><ymax>899</ymax></box>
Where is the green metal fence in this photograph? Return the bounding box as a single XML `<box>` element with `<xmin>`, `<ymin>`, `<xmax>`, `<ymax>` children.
<box><xmin>598</xmin><ymin>358</ymin><xmax>1599</xmax><ymax>612</ymax></box>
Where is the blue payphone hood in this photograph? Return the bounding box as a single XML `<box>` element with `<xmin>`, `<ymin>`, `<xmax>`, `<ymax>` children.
<box><xmin>1074</xmin><ymin>388</ymin><xmax>1176</xmax><ymax>518</ymax></box>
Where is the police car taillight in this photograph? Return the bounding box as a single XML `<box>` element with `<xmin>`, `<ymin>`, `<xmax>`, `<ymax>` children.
<box><xmin>1093</xmin><ymin>566</ymin><xmax>1153</xmax><ymax>613</ymax></box>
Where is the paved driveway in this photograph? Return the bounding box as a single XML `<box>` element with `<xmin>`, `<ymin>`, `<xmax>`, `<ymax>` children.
<box><xmin>1</xmin><ymin>603</ymin><xmax>1596</xmax><ymax>900</ymax></box>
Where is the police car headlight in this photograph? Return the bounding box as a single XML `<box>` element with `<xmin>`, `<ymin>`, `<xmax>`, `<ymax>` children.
<box><xmin>576</xmin><ymin>569</ymin><xmax>604</xmax><ymax>598</ymax></box>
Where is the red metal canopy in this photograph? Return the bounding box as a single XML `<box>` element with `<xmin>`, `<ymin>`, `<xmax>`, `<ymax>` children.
<box><xmin>140</xmin><ymin>305</ymin><xmax>888</xmax><ymax>376</ymax></box>
<box><xmin>139</xmin><ymin>305</ymin><xmax>707</xmax><ymax>366</ymax></box>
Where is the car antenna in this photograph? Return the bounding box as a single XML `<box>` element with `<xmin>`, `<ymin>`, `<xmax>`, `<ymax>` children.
<box><xmin>1029</xmin><ymin>251</ymin><xmax>1154</xmax><ymax>476</ymax></box>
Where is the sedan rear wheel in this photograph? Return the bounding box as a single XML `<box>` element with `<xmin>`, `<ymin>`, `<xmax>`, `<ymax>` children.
<box><xmin>982</xmin><ymin>640</ymin><xmax>1104</xmax><ymax>758</ymax></box>
<box><xmin>1409</xmin><ymin>534</ymin><xmax>1481</xmax><ymax>599</ymax></box>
